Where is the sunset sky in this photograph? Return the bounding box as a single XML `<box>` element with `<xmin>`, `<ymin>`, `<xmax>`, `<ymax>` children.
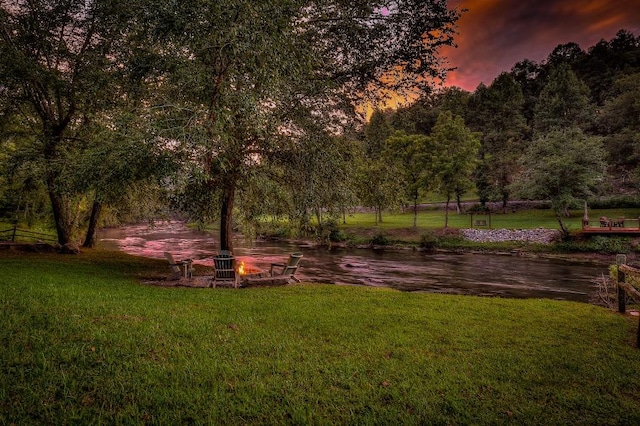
<box><xmin>442</xmin><ymin>0</ymin><xmax>640</xmax><ymax>91</ymax></box>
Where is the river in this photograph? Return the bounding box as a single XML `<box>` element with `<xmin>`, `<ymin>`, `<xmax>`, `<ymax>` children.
<box><xmin>98</xmin><ymin>221</ymin><xmax>608</xmax><ymax>303</ymax></box>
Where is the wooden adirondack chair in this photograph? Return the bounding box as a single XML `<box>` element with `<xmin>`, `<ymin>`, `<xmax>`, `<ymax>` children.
<box><xmin>269</xmin><ymin>253</ymin><xmax>303</xmax><ymax>282</ymax></box>
<box><xmin>164</xmin><ymin>252</ymin><xmax>193</xmax><ymax>279</ymax></box>
<box><xmin>212</xmin><ymin>255</ymin><xmax>238</xmax><ymax>288</ymax></box>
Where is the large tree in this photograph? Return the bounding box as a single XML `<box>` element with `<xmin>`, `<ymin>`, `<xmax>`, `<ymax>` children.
<box><xmin>429</xmin><ymin>111</ymin><xmax>480</xmax><ymax>228</ymax></box>
<box><xmin>0</xmin><ymin>0</ymin><xmax>149</xmax><ymax>245</ymax></box>
<box><xmin>74</xmin><ymin>114</ymin><xmax>172</xmax><ymax>247</ymax></box>
<box><xmin>468</xmin><ymin>73</ymin><xmax>528</xmax><ymax>209</ymax></box>
<box><xmin>151</xmin><ymin>0</ymin><xmax>460</xmax><ymax>251</ymax></box>
<box><xmin>365</xmin><ymin>109</ymin><xmax>393</xmax><ymax>159</ymax></box>
<box><xmin>511</xmin><ymin>128</ymin><xmax>606</xmax><ymax>238</ymax></box>
<box><xmin>596</xmin><ymin>73</ymin><xmax>640</xmax><ymax>190</ymax></box>
<box><xmin>509</xmin><ymin>59</ymin><xmax>546</xmax><ymax>126</ymax></box>
<box><xmin>354</xmin><ymin>154</ymin><xmax>404</xmax><ymax>225</ymax></box>
<box><xmin>533</xmin><ymin>63</ymin><xmax>594</xmax><ymax>135</ymax></box>
<box><xmin>385</xmin><ymin>132</ymin><xmax>430</xmax><ymax>227</ymax></box>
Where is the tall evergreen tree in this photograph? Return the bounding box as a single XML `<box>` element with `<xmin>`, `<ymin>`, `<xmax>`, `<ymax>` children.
<box><xmin>577</xmin><ymin>29</ymin><xmax>640</xmax><ymax>105</ymax></box>
<box><xmin>365</xmin><ymin>110</ymin><xmax>393</xmax><ymax>159</ymax></box>
<box><xmin>533</xmin><ymin>63</ymin><xmax>594</xmax><ymax>135</ymax></box>
<box><xmin>510</xmin><ymin>59</ymin><xmax>546</xmax><ymax>126</ymax></box>
<box><xmin>597</xmin><ymin>73</ymin><xmax>640</xmax><ymax>188</ymax></box>
<box><xmin>470</xmin><ymin>73</ymin><xmax>528</xmax><ymax>209</ymax></box>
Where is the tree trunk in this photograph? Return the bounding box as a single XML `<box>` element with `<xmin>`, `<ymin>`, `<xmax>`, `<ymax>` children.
<box><xmin>456</xmin><ymin>193</ymin><xmax>462</xmax><ymax>214</ymax></box>
<box><xmin>48</xmin><ymin>187</ymin><xmax>74</xmax><ymax>246</ymax></box>
<box><xmin>501</xmin><ymin>191</ymin><xmax>509</xmax><ymax>214</ymax></box>
<box><xmin>413</xmin><ymin>196</ymin><xmax>418</xmax><ymax>228</ymax></box>
<box><xmin>555</xmin><ymin>211</ymin><xmax>570</xmax><ymax>241</ymax></box>
<box><xmin>219</xmin><ymin>180</ymin><xmax>236</xmax><ymax>252</ymax></box>
<box><xmin>45</xmin><ymin>132</ymin><xmax>74</xmax><ymax>246</ymax></box>
<box><xmin>444</xmin><ymin>195</ymin><xmax>450</xmax><ymax>229</ymax></box>
<box><xmin>83</xmin><ymin>200</ymin><xmax>102</xmax><ymax>248</ymax></box>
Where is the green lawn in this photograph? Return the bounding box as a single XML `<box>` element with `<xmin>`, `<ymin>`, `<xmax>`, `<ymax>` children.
<box><xmin>342</xmin><ymin>208</ymin><xmax>640</xmax><ymax>231</ymax></box>
<box><xmin>1</xmin><ymin>250</ymin><xmax>640</xmax><ymax>424</ymax></box>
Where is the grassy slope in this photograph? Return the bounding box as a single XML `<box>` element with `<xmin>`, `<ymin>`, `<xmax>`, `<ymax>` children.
<box><xmin>1</xmin><ymin>250</ymin><xmax>640</xmax><ymax>425</ymax></box>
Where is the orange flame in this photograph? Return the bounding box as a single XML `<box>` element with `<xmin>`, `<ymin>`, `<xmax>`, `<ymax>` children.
<box><xmin>238</xmin><ymin>261</ymin><xmax>246</xmax><ymax>275</ymax></box>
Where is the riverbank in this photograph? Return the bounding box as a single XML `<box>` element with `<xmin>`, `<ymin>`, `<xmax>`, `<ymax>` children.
<box><xmin>287</xmin><ymin>225</ymin><xmax>636</xmax><ymax>267</ymax></box>
<box><xmin>1</xmin><ymin>249</ymin><xmax>639</xmax><ymax>425</ymax></box>
<box><xmin>317</xmin><ymin>206</ymin><xmax>640</xmax><ymax>257</ymax></box>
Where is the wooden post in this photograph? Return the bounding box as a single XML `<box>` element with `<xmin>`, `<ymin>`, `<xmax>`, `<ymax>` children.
<box><xmin>11</xmin><ymin>225</ymin><xmax>17</xmax><ymax>242</ymax></box>
<box><xmin>617</xmin><ymin>254</ymin><xmax>627</xmax><ymax>314</ymax></box>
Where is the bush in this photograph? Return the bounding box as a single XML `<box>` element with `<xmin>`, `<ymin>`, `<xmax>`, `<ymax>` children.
<box><xmin>318</xmin><ymin>219</ymin><xmax>347</xmax><ymax>243</ymax></box>
<box><xmin>435</xmin><ymin>233</ymin><xmax>466</xmax><ymax>248</ymax></box>
<box><xmin>587</xmin><ymin>196</ymin><xmax>640</xmax><ymax>209</ymax></box>
<box><xmin>371</xmin><ymin>233</ymin><xmax>390</xmax><ymax>246</ymax></box>
<box><xmin>589</xmin><ymin>236</ymin><xmax>633</xmax><ymax>254</ymax></box>
<box><xmin>465</xmin><ymin>204</ymin><xmax>490</xmax><ymax>213</ymax></box>
<box><xmin>554</xmin><ymin>236</ymin><xmax>633</xmax><ymax>254</ymax></box>
<box><xmin>419</xmin><ymin>231</ymin><xmax>440</xmax><ymax>250</ymax></box>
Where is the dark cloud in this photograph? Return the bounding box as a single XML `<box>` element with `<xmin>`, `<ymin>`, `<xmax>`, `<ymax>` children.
<box><xmin>442</xmin><ymin>0</ymin><xmax>640</xmax><ymax>91</ymax></box>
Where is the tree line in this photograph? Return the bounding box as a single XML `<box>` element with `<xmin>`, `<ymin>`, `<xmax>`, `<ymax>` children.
<box><xmin>1</xmin><ymin>1</ymin><xmax>639</xmax><ymax>247</ymax></box>
<box><xmin>361</xmin><ymin>29</ymin><xmax>639</xmax><ymax>237</ymax></box>
<box><xmin>0</xmin><ymin>0</ymin><xmax>459</xmax><ymax>249</ymax></box>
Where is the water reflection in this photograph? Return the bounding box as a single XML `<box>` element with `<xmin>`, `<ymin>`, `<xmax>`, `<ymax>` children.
<box><xmin>98</xmin><ymin>222</ymin><xmax>606</xmax><ymax>302</ymax></box>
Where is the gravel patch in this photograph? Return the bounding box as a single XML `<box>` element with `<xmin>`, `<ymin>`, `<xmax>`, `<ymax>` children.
<box><xmin>461</xmin><ymin>228</ymin><xmax>561</xmax><ymax>244</ymax></box>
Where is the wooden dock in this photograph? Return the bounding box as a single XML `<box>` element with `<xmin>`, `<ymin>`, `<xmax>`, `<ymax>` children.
<box><xmin>582</xmin><ymin>216</ymin><xmax>640</xmax><ymax>235</ymax></box>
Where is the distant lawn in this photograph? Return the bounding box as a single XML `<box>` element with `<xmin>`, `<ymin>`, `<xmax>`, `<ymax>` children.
<box><xmin>341</xmin><ymin>208</ymin><xmax>640</xmax><ymax>231</ymax></box>
<box><xmin>1</xmin><ymin>250</ymin><xmax>640</xmax><ymax>424</ymax></box>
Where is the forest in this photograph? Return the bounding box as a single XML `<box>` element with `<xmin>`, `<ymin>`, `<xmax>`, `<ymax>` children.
<box><xmin>1</xmin><ymin>1</ymin><xmax>639</xmax><ymax>248</ymax></box>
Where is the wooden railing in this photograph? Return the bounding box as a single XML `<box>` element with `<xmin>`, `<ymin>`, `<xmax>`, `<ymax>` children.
<box><xmin>584</xmin><ymin>217</ymin><xmax>640</xmax><ymax>230</ymax></box>
<box><xmin>0</xmin><ymin>226</ymin><xmax>58</xmax><ymax>244</ymax></box>
<box><xmin>616</xmin><ymin>254</ymin><xmax>640</xmax><ymax>348</ymax></box>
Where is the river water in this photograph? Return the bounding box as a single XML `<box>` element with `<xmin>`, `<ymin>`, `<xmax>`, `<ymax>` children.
<box><xmin>98</xmin><ymin>222</ymin><xmax>608</xmax><ymax>303</ymax></box>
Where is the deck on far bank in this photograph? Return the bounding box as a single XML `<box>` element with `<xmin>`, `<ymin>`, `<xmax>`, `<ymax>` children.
<box><xmin>582</xmin><ymin>216</ymin><xmax>640</xmax><ymax>235</ymax></box>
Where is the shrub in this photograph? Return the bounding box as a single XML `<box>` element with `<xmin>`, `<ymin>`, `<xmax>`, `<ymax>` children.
<box><xmin>466</xmin><ymin>204</ymin><xmax>490</xmax><ymax>213</ymax></box>
<box><xmin>589</xmin><ymin>236</ymin><xmax>632</xmax><ymax>254</ymax></box>
<box><xmin>554</xmin><ymin>236</ymin><xmax>633</xmax><ymax>254</ymax></box>
<box><xmin>419</xmin><ymin>231</ymin><xmax>440</xmax><ymax>250</ymax></box>
<box><xmin>318</xmin><ymin>219</ymin><xmax>347</xmax><ymax>243</ymax></box>
<box><xmin>587</xmin><ymin>196</ymin><xmax>640</xmax><ymax>209</ymax></box>
<box><xmin>371</xmin><ymin>233</ymin><xmax>390</xmax><ymax>246</ymax></box>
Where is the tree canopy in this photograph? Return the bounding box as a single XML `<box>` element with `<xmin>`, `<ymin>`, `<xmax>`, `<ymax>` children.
<box><xmin>146</xmin><ymin>0</ymin><xmax>461</xmax><ymax>250</ymax></box>
<box><xmin>3</xmin><ymin>2</ymin><xmax>640</xmax><ymax>243</ymax></box>
<box><xmin>0</xmin><ymin>0</ymin><xmax>158</xmax><ymax>245</ymax></box>
<box><xmin>512</xmin><ymin>128</ymin><xmax>606</xmax><ymax>237</ymax></box>
<box><xmin>429</xmin><ymin>111</ymin><xmax>480</xmax><ymax>228</ymax></box>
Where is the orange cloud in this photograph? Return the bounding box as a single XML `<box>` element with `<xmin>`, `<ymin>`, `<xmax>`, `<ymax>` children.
<box><xmin>441</xmin><ymin>0</ymin><xmax>640</xmax><ymax>91</ymax></box>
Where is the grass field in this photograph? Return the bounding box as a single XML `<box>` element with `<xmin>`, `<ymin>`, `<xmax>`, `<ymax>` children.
<box><xmin>1</xmin><ymin>250</ymin><xmax>640</xmax><ymax>424</ymax></box>
<box><xmin>341</xmin><ymin>207</ymin><xmax>640</xmax><ymax>231</ymax></box>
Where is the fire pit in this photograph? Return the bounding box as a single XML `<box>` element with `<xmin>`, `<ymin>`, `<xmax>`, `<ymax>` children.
<box><xmin>237</xmin><ymin>260</ymin><xmax>269</xmax><ymax>279</ymax></box>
